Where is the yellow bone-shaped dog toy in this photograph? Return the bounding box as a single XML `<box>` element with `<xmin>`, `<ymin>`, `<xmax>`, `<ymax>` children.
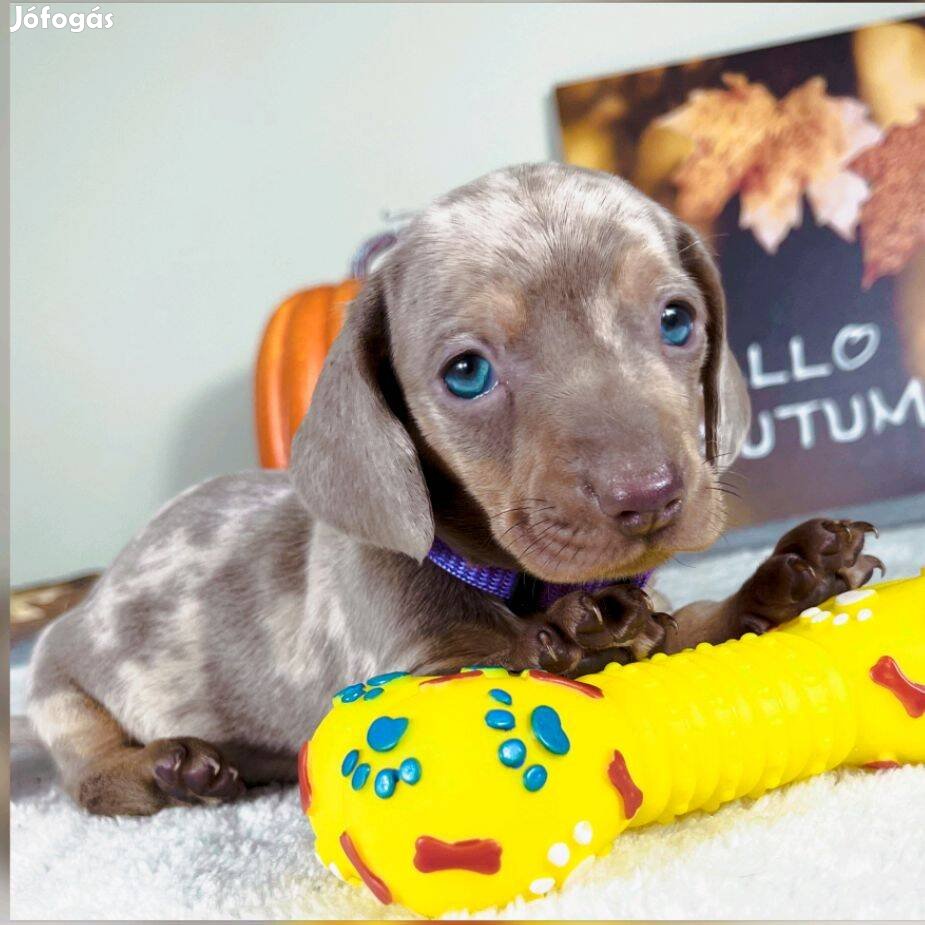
<box><xmin>301</xmin><ymin>572</ymin><xmax>924</xmax><ymax>917</ymax></box>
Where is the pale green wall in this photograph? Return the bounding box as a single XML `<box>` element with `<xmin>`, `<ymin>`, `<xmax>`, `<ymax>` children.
<box><xmin>11</xmin><ymin>2</ymin><xmax>924</xmax><ymax>584</ymax></box>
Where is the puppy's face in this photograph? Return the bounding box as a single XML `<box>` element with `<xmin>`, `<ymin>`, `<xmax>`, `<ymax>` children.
<box><xmin>387</xmin><ymin>167</ymin><xmax>748</xmax><ymax>581</ymax></box>
<box><xmin>295</xmin><ymin>164</ymin><xmax>750</xmax><ymax>582</ymax></box>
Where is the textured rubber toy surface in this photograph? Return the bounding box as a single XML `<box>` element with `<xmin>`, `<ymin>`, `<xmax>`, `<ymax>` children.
<box><xmin>304</xmin><ymin>571</ymin><xmax>924</xmax><ymax>917</ymax></box>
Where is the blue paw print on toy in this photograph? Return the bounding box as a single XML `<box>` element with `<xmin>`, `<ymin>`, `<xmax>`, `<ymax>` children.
<box><xmin>341</xmin><ymin>715</ymin><xmax>421</xmax><ymax>799</ymax></box>
<box><xmin>498</xmin><ymin>738</ymin><xmax>526</xmax><ymax>768</ymax></box>
<box><xmin>523</xmin><ymin>764</ymin><xmax>548</xmax><ymax>791</ymax></box>
<box><xmin>399</xmin><ymin>757</ymin><xmax>421</xmax><ymax>783</ymax></box>
<box><xmin>531</xmin><ymin>705</ymin><xmax>570</xmax><ymax>755</ymax></box>
<box><xmin>485</xmin><ymin>708</ymin><xmax>516</xmax><ymax>730</ymax></box>
<box><xmin>334</xmin><ymin>671</ymin><xmax>409</xmax><ymax>705</ymax></box>
<box><xmin>482</xmin><ymin>689</ymin><xmax>570</xmax><ymax>791</ymax></box>
<box><xmin>351</xmin><ymin>762</ymin><xmax>371</xmax><ymax>790</ymax></box>
<box><xmin>367</xmin><ymin>716</ymin><xmax>408</xmax><ymax>751</ymax></box>
<box><xmin>374</xmin><ymin>769</ymin><xmax>398</xmax><ymax>798</ymax></box>
<box><xmin>341</xmin><ymin>748</ymin><xmax>360</xmax><ymax>776</ymax></box>
<box><xmin>336</xmin><ymin>682</ymin><xmax>366</xmax><ymax>704</ymax></box>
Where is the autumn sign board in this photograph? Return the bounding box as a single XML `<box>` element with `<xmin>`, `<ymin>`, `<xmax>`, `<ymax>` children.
<box><xmin>556</xmin><ymin>19</ymin><xmax>925</xmax><ymax>526</ymax></box>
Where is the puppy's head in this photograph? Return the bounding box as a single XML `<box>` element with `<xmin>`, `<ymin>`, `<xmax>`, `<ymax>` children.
<box><xmin>293</xmin><ymin>164</ymin><xmax>750</xmax><ymax>582</ymax></box>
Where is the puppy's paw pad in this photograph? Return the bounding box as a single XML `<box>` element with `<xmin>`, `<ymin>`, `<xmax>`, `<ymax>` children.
<box><xmin>509</xmin><ymin>622</ymin><xmax>584</xmax><ymax>676</ymax></box>
<box><xmin>593</xmin><ymin>585</ymin><xmax>657</xmax><ymax>646</ymax></box>
<box><xmin>775</xmin><ymin>518</ymin><xmax>881</xmax><ymax>577</ymax></box>
<box><xmin>542</xmin><ymin>585</ymin><xmax>668</xmax><ymax>665</ymax></box>
<box><xmin>737</xmin><ymin>518</ymin><xmax>883</xmax><ymax>630</ymax></box>
<box><xmin>631</xmin><ymin>610</ymin><xmax>676</xmax><ymax>659</ymax></box>
<box><xmin>149</xmin><ymin>737</ymin><xmax>245</xmax><ymax>805</ymax></box>
<box><xmin>543</xmin><ymin>592</ymin><xmax>610</xmax><ymax>651</ymax></box>
<box><xmin>770</xmin><ymin>553</ymin><xmax>820</xmax><ymax>602</ymax></box>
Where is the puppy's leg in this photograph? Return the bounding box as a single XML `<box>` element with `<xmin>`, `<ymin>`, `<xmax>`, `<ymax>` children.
<box><xmin>30</xmin><ymin>662</ymin><xmax>243</xmax><ymax>816</ymax></box>
<box><xmin>665</xmin><ymin>518</ymin><xmax>882</xmax><ymax>652</ymax></box>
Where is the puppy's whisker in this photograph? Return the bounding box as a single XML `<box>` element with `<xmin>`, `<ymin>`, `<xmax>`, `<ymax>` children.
<box><xmin>708</xmin><ymin>486</ymin><xmax>742</xmax><ymax>500</ymax></box>
<box><xmin>706</xmin><ymin>450</ymin><xmax>749</xmax><ymax>471</ymax></box>
<box><xmin>716</xmin><ymin>475</ymin><xmax>750</xmax><ymax>486</ymax></box>
<box><xmin>539</xmin><ymin>535</ymin><xmax>563</xmax><ymax>571</ymax></box>
<box><xmin>489</xmin><ymin>503</ymin><xmax>554</xmax><ymax>522</ymax></box>
<box><xmin>503</xmin><ymin>514</ymin><xmax>553</xmax><ymax>548</ymax></box>
<box><xmin>715</xmin><ymin>466</ymin><xmax>750</xmax><ymax>483</ymax></box>
<box><xmin>494</xmin><ymin>506</ymin><xmax>556</xmax><ymax>543</ymax></box>
<box><xmin>550</xmin><ymin>524</ymin><xmax>582</xmax><ymax>574</ymax></box>
<box><xmin>498</xmin><ymin>515</ymin><xmax>537</xmax><ymax>540</ymax></box>
<box><xmin>531</xmin><ymin>534</ymin><xmax>560</xmax><ymax>569</ymax></box>
<box><xmin>676</xmin><ymin>231</ymin><xmax>728</xmax><ymax>256</ymax></box>
<box><xmin>489</xmin><ymin>508</ymin><xmax>532</xmax><ymax>525</ymax></box>
<box><xmin>487</xmin><ymin>498</ymin><xmax>551</xmax><ymax>515</ymax></box>
<box><xmin>515</xmin><ymin>519</ymin><xmax>559</xmax><ymax>558</ymax></box>
<box><xmin>665</xmin><ymin>552</ymin><xmax>695</xmax><ymax>569</ymax></box>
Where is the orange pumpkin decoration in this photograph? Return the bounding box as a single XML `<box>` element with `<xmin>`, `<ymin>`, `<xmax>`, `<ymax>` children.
<box><xmin>254</xmin><ymin>279</ymin><xmax>361</xmax><ymax>468</ymax></box>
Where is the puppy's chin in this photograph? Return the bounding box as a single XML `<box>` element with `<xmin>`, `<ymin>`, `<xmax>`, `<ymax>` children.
<box><xmin>517</xmin><ymin>544</ymin><xmax>672</xmax><ymax>584</ymax></box>
<box><xmin>508</xmin><ymin>504</ymin><xmax>726</xmax><ymax>583</ymax></box>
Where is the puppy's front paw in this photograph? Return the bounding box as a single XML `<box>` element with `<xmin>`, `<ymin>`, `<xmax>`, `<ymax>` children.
<box><xmin>530</xmin><ymin>586</ymin><xmax>672</xmax><ymax>674</ymax></box>
<box><xmin>147</xmin><ymin>737</ymin><xmax>245</xmax><ymax>806</ymax></box>
<box><xmin>589</xmin><ymin>585</ymin><xmax>675</xmax><ymax>661</ymax></box>
<box><xmin>734</xmin><ymin>518</ymin><xmax>884</xmax><ymax>634</ymax></box>
<box><xmin>509</xmin><ymin>618</ymin><xmax>585</xmax><ymax>676</ymax></box>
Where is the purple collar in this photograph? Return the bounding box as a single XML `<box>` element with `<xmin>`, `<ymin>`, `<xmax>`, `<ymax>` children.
<box><xmin>427</xmin><ymin>536</ymin><xmax>651</xmax><ymax>610</ymax></box>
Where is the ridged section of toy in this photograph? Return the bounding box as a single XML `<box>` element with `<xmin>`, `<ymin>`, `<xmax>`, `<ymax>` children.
<box><xmin>590</xmin><ymin>631</ymin><xmax>855</xmax><ymax>829</ymax></box>
<box><xmin>779</xmin><ymin>571</ymin><xmax>924</xmax><ymax>767</ymax></box>
<box><xmin>590</xmin><ymin>570</ymin><xmax>924</xmax><ymax>823</ymax></box>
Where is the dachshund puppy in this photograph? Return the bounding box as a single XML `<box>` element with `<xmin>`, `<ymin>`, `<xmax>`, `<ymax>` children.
<box><xmin>28</xmin><ymin>163</ymin><xmax>881</xmax><ymax>815</ymax></box>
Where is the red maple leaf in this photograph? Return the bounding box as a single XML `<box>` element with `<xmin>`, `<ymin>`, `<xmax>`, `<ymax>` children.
<box><xmin>848</xmin><ymin>113</ymin><xmax>925</xmax><ymax>288</ymax></box>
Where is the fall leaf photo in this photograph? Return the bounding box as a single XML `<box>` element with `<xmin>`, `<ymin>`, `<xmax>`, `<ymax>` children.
<box><xmin>557</xmin><ymin>18</ymin><xmax>925</xmax><ymax>525</ymax></box>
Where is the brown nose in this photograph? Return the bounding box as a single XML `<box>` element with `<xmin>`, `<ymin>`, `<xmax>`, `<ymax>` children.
<box><xmin>588</xmin><ymin>464</ymin><xmax>684</xmax><ymax>537</ymax></box>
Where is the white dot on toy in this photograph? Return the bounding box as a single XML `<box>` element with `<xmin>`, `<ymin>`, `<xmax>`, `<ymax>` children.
<box><xmin>547</xmin><ymin>842</ymin><xmax>570</xmax><ymax>867</ymax></box>
<box><xmin>835</xmin><ymin>588</ymin><xmax>875</xmax><ymax>605</ymax></box>
<box><xmin>573</xmin><ymin>820</ymin><xmax>593</xmax><ymax>845</ymax></box>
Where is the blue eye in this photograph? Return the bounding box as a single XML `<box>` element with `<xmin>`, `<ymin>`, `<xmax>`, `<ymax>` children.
<box><xmin>443</xmin><ymin>353</ymin><xmax>496</xmax><ymax>399</ymax></box>
<box><xmin>660</xmin><ymin>303</ymin><xmax>694</xmax><ymax>347</ymax></box>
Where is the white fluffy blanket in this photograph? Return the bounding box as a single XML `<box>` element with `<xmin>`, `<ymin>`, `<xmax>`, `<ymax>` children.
<box><xmin>11</xmin><ymin>524</ymin><xmax>925</xmax><ymax>920</ymax></box>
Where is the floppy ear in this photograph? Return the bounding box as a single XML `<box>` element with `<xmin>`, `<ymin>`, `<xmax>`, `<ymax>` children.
<box><xmin>674</xmin><ymin>221</ymin><xmax>751</xmax><ymax>470</ymax></box>
<box><xmin>290</xmin><ymin>273</ymin><xmax>435</xmax><ymax>560</ymax></box>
